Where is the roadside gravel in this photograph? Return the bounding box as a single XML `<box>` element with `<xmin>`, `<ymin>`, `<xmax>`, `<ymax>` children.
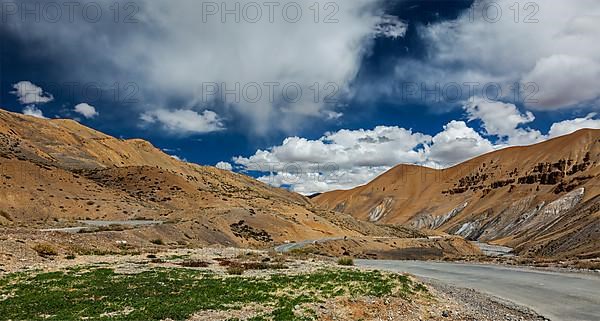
<box><xmin>424</xmin><ymin>279</ymin><xmax>548</xmax><ymax>321</ymax></box>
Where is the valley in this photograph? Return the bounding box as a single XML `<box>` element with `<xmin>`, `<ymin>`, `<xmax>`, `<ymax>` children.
<box><xmin>0</xmin><ymin>109</ymin><xmax>598</xmax><ymax>321</ymax></box>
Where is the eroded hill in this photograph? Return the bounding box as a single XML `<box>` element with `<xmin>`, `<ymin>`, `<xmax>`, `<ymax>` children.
<box><xmin>315</xmin><ymin>129</ymin><xmax>600</xmax><ymax>259</ymax></box>
<box><xmin>0</xmin><ymin>108</ymin><xmax>420</xmax><ymax>251</ymax></box>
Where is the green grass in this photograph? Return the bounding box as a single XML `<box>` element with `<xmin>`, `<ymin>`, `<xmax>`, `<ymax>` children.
<box><xmin>336</xmin><ymin>257</ymin><xmax>354</xmax><ymax>266</ymax></box>
<box><xmin>0</xmin><ymin>266</ymin><xmax>423</xmax><ymax>321</ymax></box>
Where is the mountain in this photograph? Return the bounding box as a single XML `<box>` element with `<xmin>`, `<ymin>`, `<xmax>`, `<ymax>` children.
<box><xmin>314</xmin><ymin>129</ymin><xmax>600</xmax><ymax>259</ymax></box>
<box><xmin>0</xmin><ymin>108</ymin><xmax>419</xmax><ymax>249</ymax></box>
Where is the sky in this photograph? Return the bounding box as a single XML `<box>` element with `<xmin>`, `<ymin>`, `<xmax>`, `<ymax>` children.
<box><xmin>1</xmin><ymin>0</ymin><xmax>600</xmax><ymax>195</ymax></box>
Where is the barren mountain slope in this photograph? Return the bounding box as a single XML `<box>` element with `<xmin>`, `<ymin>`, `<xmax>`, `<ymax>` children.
<box><xmin>315</xmin><ymin>129</ymin><xmax>600</xmax><ymax>258</ymax></box>
<box><xmin>0</xmin><ymin>109</ymin><xmax>420</xmax><ymax>248</ymax></box>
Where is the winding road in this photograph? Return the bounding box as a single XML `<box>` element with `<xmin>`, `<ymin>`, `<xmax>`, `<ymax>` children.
<box><xmin>356</xmin><ymin>260</ymin><xmax>600</xmax><ymax>321</ymax></box>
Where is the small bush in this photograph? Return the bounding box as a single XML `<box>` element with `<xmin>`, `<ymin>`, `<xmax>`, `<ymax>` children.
<box><xmin>227</xmin><ymin>266</ymin><xmax>245</xmax><ymax>275</ymax></box>
<box><xmin>147</xmin><ymin>254</ymin><xmax>157</xmax><ymax>259</ymax></box>
<box><xmin>180</xmin><ymin>260</ymin><xmax>210</xmax><ymax>268</ymax></box>
<box><xmin>65</xmin><ymin>254</ymin><xmax>76</xmax><ymax>260</ymax></box>
<box><xmin>414</xmin><ymin>283</ymin><xmax>428</xmax><ymax>292</ymax></box>
<box><xmin>150</xmin><ymin>239</ymin><xmax>165</xmax><ymax>245</ymax></box>
<box><xmin>32</xmin><ymin>243</ymin><xmax>58</xmax><ymax>257</ymax></box>
<box><xmin>337</xmin><ymin>257</ymin><xmax>354</xmax><ymax>266</ymax></box>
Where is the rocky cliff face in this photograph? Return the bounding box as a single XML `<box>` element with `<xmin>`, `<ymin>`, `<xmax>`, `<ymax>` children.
<box><xmin>449</xmin><ymin>188</ymin><xmax>585</xmax><ymax>241</ymax></box>
<box><xmin>315</xmin><ymin>129</ymin><xmax>600</xmax><ymax>258</ymax></box>
<box><xmin>410</xmin><ymin>202</ymin><xmax>469</xmax><ymax>230</ymax></box>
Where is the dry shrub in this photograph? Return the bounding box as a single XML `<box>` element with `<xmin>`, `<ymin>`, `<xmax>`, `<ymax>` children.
<box><xmin>226</xmin><ymin>266</ymin><xmax>245</xmax><ymax>275</ymax></box>
<box><xmin>180</xmin><ymin>260</ymin><xmax>210</xmax><ymax>268</ymax></box>
<box><xmin>32</xmin><ymin>243</ymin><xmax>58</xmax><ymax>257</ymax></box>
<box><xmin>150</xmin><ymin>239</ymin><xmax>165</xmax><ymax>245</ymax></box>
<box><xmin>218</xmin><ymin>259</ymin><xmax>287</xmax><ymax>270</ymax></box>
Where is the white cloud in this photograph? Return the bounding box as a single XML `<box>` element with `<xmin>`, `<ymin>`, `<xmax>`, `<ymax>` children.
<box><xmin>22</xmin><ymin>106</ymin><xmax>47</xmax><ymax>119</ymax></box>
<box><xmin>392</xmin><ymin>0</ymin><xmax>600</xmax><ymax>110</ymax></box>
<box><xmin>323</xmin><ymin>111</ymin><xmax>344</xmax><ymax>120</ymax></box>
<box><xmin>426</xmin><ymin>121</ymin><xmax>494</xmax><ymax>167</ymax></box>
<box><xmin>215</xmin><ymin>161</ymin><xmax>233</xmax><ymax>171</ymax></box>
<box><xmin>374</xmin><ymin>15</ymin><xmax>407</xmax><ymax>39</ymax></box>
<box><xmin>235</xmin><ymin>126</ymin><xmax>430</xmax><ymax>171</ymax></box>
<box><xmin>256</xmin><ymin>166</ymin><xmax>388</xmax><ymax>195</ymax></box>
<box><xmin>522</xmin><ymin>55</ymin><xmax>600</xmax><ymax>109</ymax></box>
<box><xmin>233</xmin><ymin>126</ymin><xmax>432</xmax><ymax>193</ymax></box>
<box><xmin>169</xmin><ymin>154</ymin><xmax>187</xmax><ymax>162</ymax></box>
<box><xmin>549</xmin><ymin>113</ymin><xmax>600</xmax><ymax>138</ymax></box>
<box><xmin>464</xmin><ymin>97</ymin><xmax>544</xmax><ymax>145</ymax></box>
<box><xmin>140</xmin><ymin>109</ymin><xmax>224</xmax><ymax>135</ymax></box>
<box><xmin>10</xmin><ymin>81</ymin><xmax>54</xmax><ymax>105</ymax></box>
<box><xmin>74</xmin><ymin>103</ymin><xmax>99</xmax><ymax>119</ymax></box>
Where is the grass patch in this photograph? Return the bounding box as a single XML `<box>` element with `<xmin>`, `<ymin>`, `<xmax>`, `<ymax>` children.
<box><xmin>165</xmin><ymin>254</ymin><xmax>191</xmax><ymax>261</ymax></box>
<box><xmin>226</xmin><ymin>266</ymin><xmax>245</xmax><ymax>275</ymax></box>
<box><xmin>0</xmin><ymin>266</ymin><xmax>422</xmax><ymax>321</ymax></box>
<box><xmin>337</xmin><ymin>257</ymin><xmax>354</xmax><ymax>266</ymax></box>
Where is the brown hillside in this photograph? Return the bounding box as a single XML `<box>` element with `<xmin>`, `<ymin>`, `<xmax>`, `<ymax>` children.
<box><xmin>0</xmin><ymin>108</ymin><xmax>422</xmax><ymax>250</ymax></box>
<box><xmin>315</xmin><ymin>129</ymin><xmax>600</xmax><ymax>258</ymax></box>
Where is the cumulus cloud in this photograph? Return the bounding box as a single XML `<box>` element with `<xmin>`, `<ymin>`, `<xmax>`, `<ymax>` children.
<box><xmin>215</xmin><ymin>161</ymin><xmax>233</xmax><ymax>171</ymax></box>
<box><xmin>464</xmin><ymin>98</ymin><xmax>544</xmax><ymax>145</ymax></box>
<box><xmin>22</xmin><ymin>106</ymin><xmax>47</xmax><ymax>119</ymax></box>
<box><xmin>425</xmin><ymin>121</ymin><xmax>494</xmax><ymax>166</ymax></box>
<box><xmin>235</xmin><ymin>126</ymin><xmax>430</xmax><ymax>171</ymax></box>
<box><xmin>74</xmin><ymin>103</ymin><xmax>99</xmax><ymax>119</ymax></box>
<box><xmin>140</xmin><ymin>109</ymin><xmax>224</xmax><ymax>135</ymax></box>
<box><xmin>233</xmin><ymin>126</ymin><xmax>431</xmax><ymax>193</ymax></box>
<box><xmin>10</xmin><ymin>81</ymin><xmax>54</xmax><ymax>105</ymax></box>
<box><xmin>11</xmin><ymin>81</ymin><xmax>53</xmax><ymax>119</ymax></box>
<box><xmin>548</xmin><ymin>113</ymin><xmax>600</xmax><ymax>137</ymax></box>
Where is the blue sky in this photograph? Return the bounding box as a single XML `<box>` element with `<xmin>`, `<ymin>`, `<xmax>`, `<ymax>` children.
<box><xmin>1</xmin><ymin>0</ymin><xmax>599</xmax><ymax>194</ymax></box>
